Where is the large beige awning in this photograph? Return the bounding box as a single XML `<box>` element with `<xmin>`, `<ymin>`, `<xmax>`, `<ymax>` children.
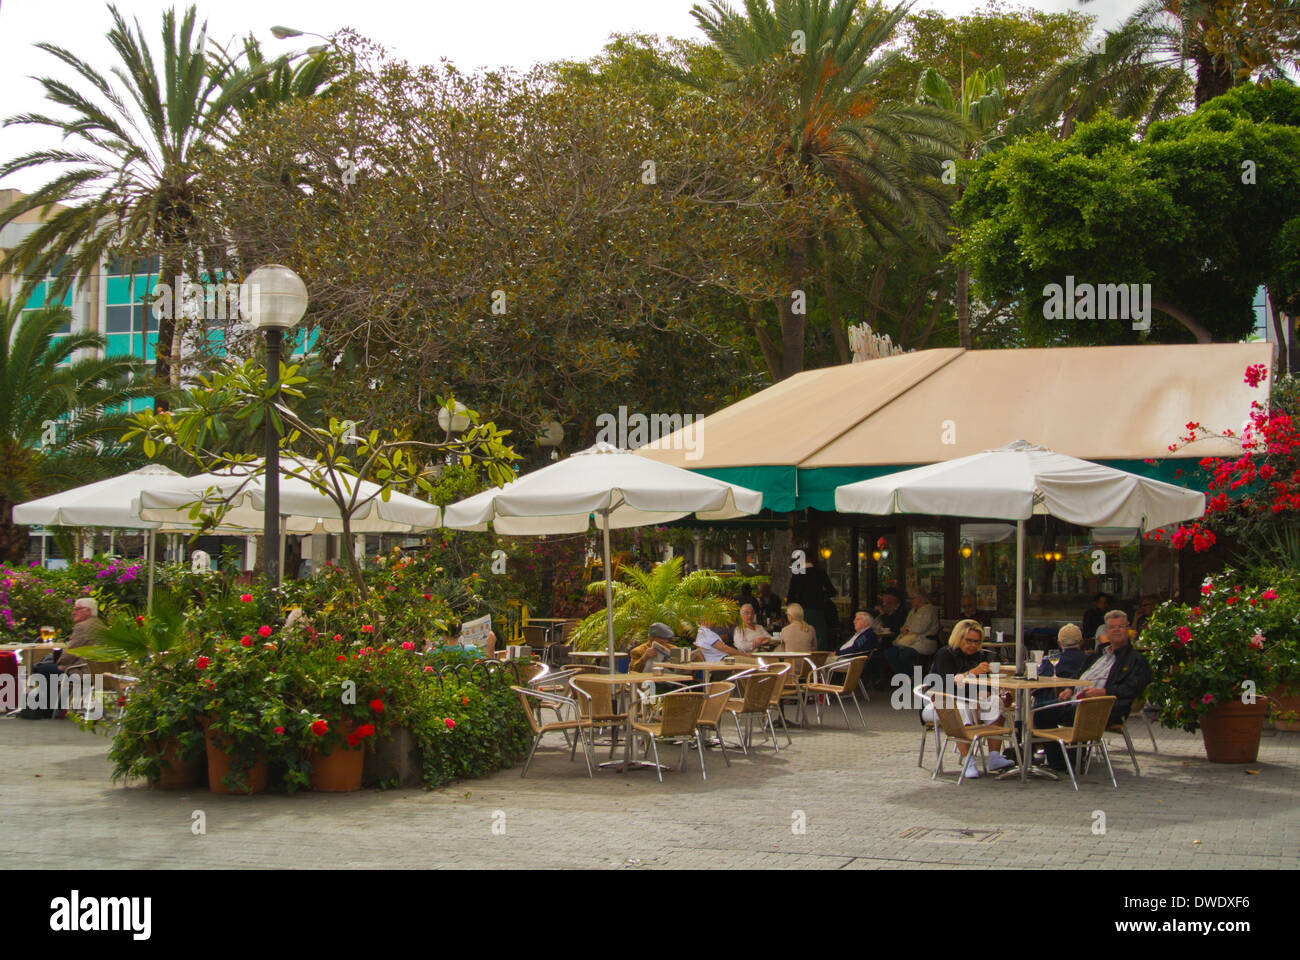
<box><xmin>635</xmin><ymin>342</ymin><xmax>1273</xmax><ymax>512</ymax></box>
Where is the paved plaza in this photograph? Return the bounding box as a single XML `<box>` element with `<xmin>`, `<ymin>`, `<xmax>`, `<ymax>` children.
<box><xmin>2</xmin><ymin>698</ymin><xmax>1297</xmax><ymax>870</ymax></box>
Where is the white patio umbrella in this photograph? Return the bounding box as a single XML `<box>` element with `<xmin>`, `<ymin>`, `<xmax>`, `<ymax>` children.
<box><xmin>14</xmin><ymin>464</ymin><xmax>188</xmax><ymax>605</ymax></box>
<box><xmin>441</xmin><ymin>442</ymin><xmax>764</xmax><ymax>671</ymax></box>
<box><xmin>834</xmin><ymin>440</ymin><xmax>1206</xmax><ymax>674</ymax></box>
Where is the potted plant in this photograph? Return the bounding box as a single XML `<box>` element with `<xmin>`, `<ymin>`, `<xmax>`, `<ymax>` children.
<box><xmin>1144</xmin><ymin>569</ymin><xmax>1299</xmax><ymax>762</ymax></box>
<box><xmin>291</xmin><ymin>644</ymin><xmax>390</xmax><ymax>792</ymax></box>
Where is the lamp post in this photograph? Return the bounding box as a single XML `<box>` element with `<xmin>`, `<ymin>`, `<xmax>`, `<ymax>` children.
<box><xmin>245</xmin><ymin>264</ymin><xmax>308</xmax><ymax>586</ymax></box>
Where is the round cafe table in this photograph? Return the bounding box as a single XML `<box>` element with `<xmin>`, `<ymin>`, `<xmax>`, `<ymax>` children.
<box><xmin>571</xmin><ymin>671</ymin><xmax>692</xmax><ymax>773</ymax></box>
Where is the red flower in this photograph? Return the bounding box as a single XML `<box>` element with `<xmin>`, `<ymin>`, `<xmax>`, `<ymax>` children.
<box><xmin>444</xmin><ymin>718</ymin><xmax>456</xmax><ymax>729</ymax></box>
<box><xmin>136</xmin><ymin>615</ymin><xmax>145</xmax><ymax>624</ymax></box>
<box><xmin>361</xmin><ymin>624</ymin><xmax>374</xmax><ymax>633</ymax></box>
<box><xmin>1176</xmin><ymin>627</ymin><xmax>1192</xmax><ymax>645</ymax></box>
<box><xmin>423</xmin><ymin>593</ymin><xmax>432</xmax><ymax>600</ymax></box>
<box><xmin>239</xmin><ymin>594</ymin><xmax>253</xmax><ymax>603</ymax></box>
<box><xmin>401</xmin><ymin>641</ymin><xmax>415</xmax><ymax>651</ymax></box>
<box><xmin>355</xmin><ymin>723</ymin><xmax>376</xmax><ymax>739</ymax></box>
<box><xmin>274</xmin><ymin>726</ymin><xmax>285</xmax><ymax>735</ymax></box>
<box><xmin>1201</xmin><ymin>583</ymin><xmax>1213</xmax><ymax>595</ymax></box>
<box><xmin>1260</xmin><ymin>589</ymin><xmax>1279</xmax><ymax>601</ymax></box>
<box><xmin>346</xmin><ymin>733</ymin><xmax>361</xmax><ymax>748</ymax></box>
<box><xmin>258</xmin><ymin>625</ymin><xmax>273</xmax><ymax>638</ymax></box>
<box><xmin>462</xmin><ymin>696</ymin><xmax>469</xmax><ymax>706</ymax></box>
<box><xmin>311</xmin><ymin>719</ymin><xmax>328</xmax><ymax>736</ymax></box>
<box><xmin>1201</xmin><ymin>693</ymin><xmax>1216</xmax><ymax>705</ymax></box>
<box><xmin>1250</xmin><ymin>633</ymin><xmax>1265</xmax><ymax>650</ymax></box>
<box><xmin>333</xmin><ymin>634</ymin><xmax>343</xmax><ymax>642</ymax></box>
<box><xmin>240</xmin><ymin>636</ymin><xmax>253</xmax><ymax>647</ymax></box>
<box><xmin>1244</xmin><ymin>364</ymin><xmax>1268</xmax><ymax>388</ymax></box>
<box><xmin>336</xmin><ymin>654</ymin><xmax>346</xmax><ymax>662</ymax></box>
<box><xmin>195</xmin><ymin>656</ymin><xmax>210</xmax><ymax>670</ymax></box>
<box><xmin>115</xmin><ymin>696</ymin><xmax>127</xmax><ymax>707</ymax></box>
<box><xmin>370</xmin><ymin>699</ymin><xmax>384</xmax><ymax>713</ymax></box>
<box><xmin>423</xmin><ymin>665</ymin><xmax>434</xmax><ymax>673</ymax></box>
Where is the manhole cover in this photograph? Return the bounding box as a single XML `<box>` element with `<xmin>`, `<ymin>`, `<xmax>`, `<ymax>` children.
<box><xmin>897</xmin><ymin>826</ymin><xmax>1003</xmax><ymax>844</ymax></box>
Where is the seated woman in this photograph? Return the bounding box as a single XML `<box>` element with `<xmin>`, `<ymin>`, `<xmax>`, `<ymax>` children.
<box><xmin>777</xmin><ymin>603</ymin><xmax>817</xmax><ymax>653</ymax></box>
<box><xmin>922</xmin><ymin>619</ymin><xmax>1015</xmax><ymax>778</ymax></box>
<box><xmin>732</xmin><ymin>603</ymin><xmax>775</xmax><ymax>654</ymax></box>
<box><xmin>436</xmin><ymin>619</ymin><xmax>497</xmax><ymax>659</ymax></box>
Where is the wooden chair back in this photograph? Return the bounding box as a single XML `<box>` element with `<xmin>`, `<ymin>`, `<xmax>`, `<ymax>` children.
<box><xmin>1067</xmin><ymin>696</ymin><xmax>1116</xmax><ymax>743</ymax></box>
<box><xmin>570</xmin><ymin>674</ymin><xmax>616</xmax><ymax>718</ymax></box>
<box><xmin>827</xmin><ymin>655</ymin><xmax>869</xmax><ymax>692</ymax></box>
<box><xmin>512</xmin><ymin>686</ymin><xmax>545</xmax><ymax>735</ymax></box>
<box><xmin>928</xmin><ymin>691</ymin><xmax>974</xmax><ymax>741</ymax></box>
<box><xmin>658</xmin><ymin>691</ymin><xmax>706</xmax><ymax>737</ymax></box>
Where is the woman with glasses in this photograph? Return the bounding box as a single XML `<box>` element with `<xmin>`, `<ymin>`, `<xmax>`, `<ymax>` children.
<box><xmin>921</xmin><ymin>619</ymin><xmax>1015</xmax><ymax>778</ymax></box>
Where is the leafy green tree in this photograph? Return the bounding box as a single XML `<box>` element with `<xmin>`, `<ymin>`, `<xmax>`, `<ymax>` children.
<box><xmin>568</xmin><ymin>556</ymin><xmax>738</xmax><ymax>651</ymax></box>
<box><xmin>0</xmin><ymin>300</ymin><xmax>154</xmax><ymax>561</ymax></box>
<box><xmin>688</xmin><ymin>0</ymin><xmax>965</xmax><ymax>378</ymax></box>
<box><xmin>955</xmin><ymin>83</ymin><xmax>1300</xmax><ymax>345</ymax></box>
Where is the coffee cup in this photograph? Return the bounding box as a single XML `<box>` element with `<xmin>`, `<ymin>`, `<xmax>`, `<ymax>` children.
<box><xmin>989</xmin><ymin>661</ymin><xmax>1002</xmax><ymax>673</ymax></box>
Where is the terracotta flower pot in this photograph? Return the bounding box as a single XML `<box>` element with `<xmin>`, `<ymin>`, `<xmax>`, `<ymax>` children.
<box><xmin>203</xmin><ymin>720</ymin><xmax>268</xmax><ymax>795</ymax></box>
<box><xmin>1200</xmin><ymin>699</ymin><xmax>1269</xmax><ymax>763</ymax></box>
<box><xmin>308</xmin><ymin>720</ymin><xmax>365</xmax><ymax>792</ymax></box>
<box><xmin>151</xmin><ymin>736</ymin><xmax>203</xmax><ymax>790</ymax></box>
<box><xmin>1265</xmin><ymin>689</ymin><xmax>1300</xmax><ymax>733</ymax></box>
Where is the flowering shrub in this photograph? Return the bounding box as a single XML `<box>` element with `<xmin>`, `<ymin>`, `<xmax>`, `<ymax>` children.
<box><xmin>1153</xmin><ymin>371</ymin><xmax>1300</xmax><ymax>553</ymax></box>
<box><xmin>0</xmin><ymin>558</ymin><xmax>148</xmax><ymax>640</ymax></box>
<box><xmin>1143</xmin><ymin>567</ymin><xmax>1300</xmax><ymax>732</ymax></box>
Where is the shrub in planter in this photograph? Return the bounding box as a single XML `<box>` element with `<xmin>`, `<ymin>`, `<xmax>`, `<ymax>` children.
<box><xmin>1144</xmin><ymin>568</ymin><xmax>1300</xmax><ymax>760</ymax></box>
<box><xmin>104</xmin><ymin>649</ymin><xmax>209</xmax><ymax>788</ymax></box>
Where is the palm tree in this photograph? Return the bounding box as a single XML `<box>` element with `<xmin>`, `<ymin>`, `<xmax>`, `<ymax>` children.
<box><xmin>0</xmin><ymin>5</ymin><xmax>267</xmax><ymax>404</ymax></box>
<box><xmin>1026</xmin><ymin>0</ymin><xmax>1297</xmax><ymax>136</ymax></box>
<box><xmin>569</xmin><ymin>556</ymin><xmax>739</xmax><ymax>651</ymax></box>
<box><xmin>688</xmin><ymin>0</ymin><xmax>965</xmax><ymax>378</ymax></box>
<box><xmin>917</xmin><ymin>63</ymin><xmax>1006</xmax><ymax>348</ymax></box>
<box><xmin>0</xmin><ymin>299</ymin><xmax>155</xmax><ymax>561</ymax></box>
<box><xmin>213</xmin><ymin>33</ymin><xmax>344</xmax><ymax>118</ymax></box>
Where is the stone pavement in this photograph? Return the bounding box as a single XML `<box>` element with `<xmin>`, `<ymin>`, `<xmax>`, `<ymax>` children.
<box><xmin>1</xmin><ymin>697</ymin><xmax>1297</xmax><ymax>870</ymax></box>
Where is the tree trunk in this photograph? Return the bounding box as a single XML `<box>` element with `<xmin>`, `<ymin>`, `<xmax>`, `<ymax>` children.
<box><xmin>826</xmin><ymin>269</ymin><xmax>850</xmax><ymax>364</ymax></box>
<box><xmin>779</xmin><ymin>236</ymin><xmax>809</xmax><ymax>380</ymax></box>
<box><xmin>956</xmin><ymin>264</ymin><xmax>971</xmax><ymax>349</ymax></box>
<box><xmin>1151</xmin><ymin>298</ymin><xmax>1214</xmax><ymax>343</ymax></box>
<box><xmin>769</xmin><ymin>525</ymin><xmax>794</xmax><ymax>599</ymax></box>
<box><xmin>0</xmin><ymin>504</ymin><xmax>29</xmax><ymax>564</ymax></box>
<box><xmin>1193</xmin><ymin>51</ymin><xmax>1234</xmax><ymax>107</ymax></box>
<box><xmin>751</xmin><ymin>303</ymin><xmax>782</xmax><ymax>382</ymax></box>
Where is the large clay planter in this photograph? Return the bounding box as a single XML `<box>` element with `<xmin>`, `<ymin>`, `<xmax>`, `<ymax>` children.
<box><xmin>1200</xmin><ymin>700</ymin><xmax>1269</xmax><ymax>763</ymax></box>
<box><xmin>1266</xmin><ymin>689</ymin><xmax>1300</xmax><ymax>733</ymax></box>
<box><xmin>151</xmin><ymin>736</ymin><xmax>203</xmax><ymax>790</ymax></box>
<box><xmin>309</xmin><ymin>721</ymin><xmax>365</xmax><ymax>792</ymax></box>
<box><xmin>203</xmin><ymin>720</ymin><xmax>268</xmax><ymax>795</ymax></box>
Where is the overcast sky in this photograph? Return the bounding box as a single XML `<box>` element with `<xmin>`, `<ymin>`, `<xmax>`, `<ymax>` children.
<box><xmin>0</xmin><ymin>0</ymin><xmax>1142</xmax><ymax>193</ymax></box>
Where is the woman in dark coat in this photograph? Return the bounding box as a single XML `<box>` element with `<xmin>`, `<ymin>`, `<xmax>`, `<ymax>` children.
<box><xmin>922</xmin><ymin>618</ymin><xmax>1015</xmax><ymax>777</ymax></box>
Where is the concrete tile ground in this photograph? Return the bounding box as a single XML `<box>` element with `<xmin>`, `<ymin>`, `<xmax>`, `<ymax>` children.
<box><xmin>1</xmin><ymin>698</ymin><xmax>1297</xmax><ymax>869</ymax></box>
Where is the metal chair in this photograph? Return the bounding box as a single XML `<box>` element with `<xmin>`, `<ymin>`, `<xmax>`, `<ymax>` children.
<box><xmin>660</xmin><ymin>681</ymin><xmax>735</xmax><ymax>775</ymax></box>
<box><xmin>570</xmin><ymin>674</ymin><xmax>629</xmax><ymax>759</ymax></box>
<box><xmin>914</xmin><ymin>683</ymin><xmax>944</xmax><ymax>769</ymax></box>
<box><xmin>755</xmin><ymin>660</ymin><xmax>794</xmax><ymax>747</ymax></box>
<box><xmin>723</xmin><ymin>672</ymin><xmax>780</xmax><ymax>753</ymax></box>
<box><xmin>799</xmin><ymin>654</ymin><xmax>871</xmax><ymax>728</ymax></box>
<box><xmin>928</xmin><ymin>690</ymin><xmax>1014</xmax><ymax>785</ymax></box>
<box><xmin>1030</xmin><ymin>696</ymin><xmax>1118</xmax><ymax>790</ymax></box>
<box><xmin>630</xmin><ymin>690</ymin><xmax>707</xmax><ymax>783</ymax></box>
<box><xmin>1105</xmin><ymin>693</ymin><xmax>1157</xmax><ymax>776</ymax></box>
<box><xmin>512</xmin><ymin>685</ymin><xmax>594</xmax><ymax>777</ymax></box>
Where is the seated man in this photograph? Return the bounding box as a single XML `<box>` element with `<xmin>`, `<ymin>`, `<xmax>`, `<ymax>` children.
<box><xmin>1037</xmin><ymin>610</ymin><xmax>1151</xmax><ymax>770</ymax></box>
<box><xmin>628</xmin><ymin>622</ymin><xmax>680</xmax><ymax>672</ymax></box>
<box><xmin>836</xmin><ymin>610</ymin><xmax>879</xmax><ymax>657</ymax></box>
<box><xmin>694</xmin><ymin>620</ymin><xmax>746</xmax><ymax>662</ymax></box>
<box><xmin>26</xmin><ymin>598</ymin><xmax>104</xmax><ymax>719</ymax></box>
<box><xmin>1032</xmin><ymin>623</ymin><xmax>1088</xmax><ymax>709</ymax></box>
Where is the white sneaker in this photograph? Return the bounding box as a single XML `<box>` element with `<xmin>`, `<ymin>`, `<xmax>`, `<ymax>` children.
<box><xmin>987</xmin><ymin>752</ymin><xmax>1016</xmax><ymax>772</ymax></box>
<box><xmin>963</xmin><ymin>760</ymin><xmax>981</xmax><ymax>779</ymax></box>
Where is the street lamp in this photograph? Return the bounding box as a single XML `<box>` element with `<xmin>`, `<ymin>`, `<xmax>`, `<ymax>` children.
<box><xmin>245</xmin><ymin>264</ymin><xmax>308</xmax><ymax>586</ymax></box>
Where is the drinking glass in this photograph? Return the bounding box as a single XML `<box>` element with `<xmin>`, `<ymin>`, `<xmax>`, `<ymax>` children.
<box><xmin>39</xmin><ymin>626</ymin><xmax>55</xmax><ymax>642</ymax></box>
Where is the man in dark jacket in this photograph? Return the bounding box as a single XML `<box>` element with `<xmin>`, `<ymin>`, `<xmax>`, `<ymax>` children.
<box><xmin>1038</xmin><ymin>611</ymin><xmax>1150</xmax><ymax>769</ymax></box>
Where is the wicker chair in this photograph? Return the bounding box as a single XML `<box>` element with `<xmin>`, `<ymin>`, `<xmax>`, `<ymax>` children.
<box><xmin>1031</xmin><ymin>695</ymin><xmax>1119</xmax><ymax>790</ymax></box>
<box><xmin>928</xmin><ymin>690</ymin><xmax>1014</xmax><ymax>785</ymax></box>
<box><xmin>723</xmin><ymin>672</ymin><xmax>780</xmax><ymax>754</ymax></box>
<box><xmin>755</xmin><ymin>660</ymin><xmax>794</xmax><ymax>747</ymax></box>
<box><xmin>914</xmin><ymin>683</ymin><xmax>943</xmax><ymax>769</ymax></box>
<box><xmin>512</xmin><ymin>685</ymin><xmax>593</xmax><ymax>777</ymax></box>
<box><xmin>571</xmin><ymin>674</ymin><xmax>629</xmax><ymax>759</ymax></box>
<box><xmin>1105</xmin><ymin>693</ymin><xmax>1156</xmax><ymax>776</ymax></box>
<box><xmin>630</xmin><ymin>690</ymin><xmax>707</xmax><ymax>783</ymax></box>
<box><xmin>799</xmin><ymin>654</ymin><xmax>871</xmax><ymax>729</ymax></box>
<box><xmin>660</xmin><ymin>681</ymin><xmax>735</xmax><ymax>774</ymax></box>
